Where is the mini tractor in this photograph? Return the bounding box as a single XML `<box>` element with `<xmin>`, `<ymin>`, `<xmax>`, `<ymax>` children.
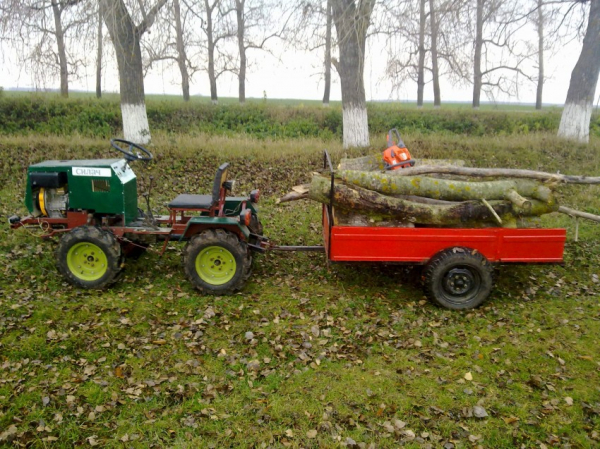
<box><xmin>9</xmin><ymin>139</ymin><xmax>265</xmax><ymax>293</ymax></box>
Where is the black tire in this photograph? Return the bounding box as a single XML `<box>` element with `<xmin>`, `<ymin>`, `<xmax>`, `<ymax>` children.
<box><xmin>182</xmin><ymin>229</ymin><xmax>252</xmax><ymax>295</ymax></box>
<box><xmin>423</xmin><ymin>247</ymin><xmax>494</xmax><ymax>310</ymax></box>
<box><xmin>56</xmin><ymin>226</ymin><xmax>123</xmax><ymax>289</ymax></box>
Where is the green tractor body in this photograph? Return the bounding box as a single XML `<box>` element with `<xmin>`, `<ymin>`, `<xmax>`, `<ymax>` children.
<box><xmin>25</xmin><ymin>158</ymin><xmax>139</xmax><ymax>224</ymax></box>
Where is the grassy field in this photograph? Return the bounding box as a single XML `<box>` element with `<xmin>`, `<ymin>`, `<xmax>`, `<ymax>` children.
<box><xmin>1</xmin><ymin>125</ymin><xmax>600</xmax><ymax>448</ymax></box>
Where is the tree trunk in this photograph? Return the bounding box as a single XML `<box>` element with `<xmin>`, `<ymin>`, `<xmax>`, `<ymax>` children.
<box><xmin>235</xmin><ymin>0</ymin><xmax>246</xmax><ymax>104</ymax></box>
<box><xmin>331</xmin><ymin>0</ymin><xmax>375</xmax><ymax>148</ymax></box>
<box><xmin>535</xmin><ymin>0</ymin><xmax>544</xmax><ymax>110</ymax></box>
<box><xmin>429</xmin><ymin>0</ymin><xmax>440</xmax><ymax>108</ymax></box>
<box><xmin>308</xmin><ymin>176</ymin><xmax>556</xmax><ymax>227</ymax></box>
<box><xmin>174</xmin><ymin>0</ymin><xmax>190</xmax><ymax>102</ymax></box>
<box><xmin>100</xmin><ymin>0</ymin><xmax>151</xmax><ymax>144</ymax></box>
<box><xmin>206</xmin><ymin>0</ymin><xmax>218</xmax><ymax>104</ymax></box>
<box><xmin>96</xmin><ymin>6</ymin><xmax>102</xmax><ymax>99</ymax></box>
<box><xmin>417</xmin><ymin>0</ymin><xmax>426</xmax><ymax>108</ymax></box>
<box><xmin>472</xmin><ymin>0</ymin><xmax>484</xmax><ymax>109</ymax></box>
<box><xmin>323</xmin><ymin>0</ymin><xmax>333</xmax><ymax>107</ymax></box>
<box><xmin>558</xmin><ymin>0</ymin><xmax>600</xmax><ymax>143</ymax></box>
<box><xmin>51</xmin><ymin>1</ymin><xmax>68</xmax><ymax>98</ymax></box>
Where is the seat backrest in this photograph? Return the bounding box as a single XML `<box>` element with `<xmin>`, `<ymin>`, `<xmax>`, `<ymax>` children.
<box><xmin>211</xmin><ymin>163</ymin><xmax>230</xmax><ymax>204</ymax></box>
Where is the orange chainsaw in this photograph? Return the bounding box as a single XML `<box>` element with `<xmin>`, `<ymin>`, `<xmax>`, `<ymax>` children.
<box><xmin>382</xmin><ymin>128</ymin><xmax>415</xmax><ymax>170</ymax></box>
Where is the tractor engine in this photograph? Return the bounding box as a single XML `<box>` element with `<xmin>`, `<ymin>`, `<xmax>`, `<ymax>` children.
<box><xmin>30</xmin><ymin>172</ymin><xmax>69</xmax><ymax>218</ymax></box>
<box><xmin>35</xmin><ymin>187</ymin><xmax>69</xmax><ymax>218</ymax></box>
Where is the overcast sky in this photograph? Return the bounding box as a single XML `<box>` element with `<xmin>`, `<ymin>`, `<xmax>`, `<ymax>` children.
<box><xmin>1</xmin><ymin>25</ymin><xmax>598</xmax><ymax>106</ymax></box>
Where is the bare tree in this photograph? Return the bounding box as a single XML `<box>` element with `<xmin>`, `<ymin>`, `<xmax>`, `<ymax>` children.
<box><xmin>534</xmin><ymin>0</ymin><xmax>545</xmax><ymax>109</ymax></box>
<box><xmin>96</xmin><ymin>5</ymin><xmax>103</xmax><ymax>98</ymax></box>
<box><xmin>284</xmin><ymin>1</ymin><xmax>336</xmax><ymax>106</ymax></box>
<box><xmin>231</xmin><ymin>0</ymin><xmax>285</xmax><ymax>103</ymax></box>
<box><xmin>455</xmin><ymin>0</ymin><xmax>534</xmax><ymax>108</ymax></box>
<box><xmin>100</xmin><ymin>0</ymin><xmax>167</xmax><ymax>144</ymax></box>
<box><xmin>323</xmin><ymin>0</ymin><xmax>333</xmax><ymax>105</ymax></box>
<box><xmin>331</xmin><ymin>0</ymin><xmax>376</xmax><ymax>148</ymax></box>
<box><xmin>558</xmin><ymin>0</ymin><xmax>600</xmax><ymax>143</ymax></box>
<box><xmin>384</xmin><ymin>0</ymin><xmax>463</xmax><ymax>107</ymax></box>
<box><xmin>195</xmin><ymin>0</ymin><xmax>236</xmax><ymax>104</ymax></box>
<box><xmin>0</xmin><ymin>0</ymin><xmax>90</xmax><ymax>97</ymax></box>
<box><xmin>429</xmin><ymin>0</ymin><xmax>440</xmax><ymax>107</ymax></box>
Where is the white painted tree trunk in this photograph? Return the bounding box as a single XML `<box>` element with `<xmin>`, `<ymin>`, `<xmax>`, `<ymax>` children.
<box><xmin>342</xmin><ymin>105</ymin><xmax>369</xmax><ymax>149</ymax></box>
<box><xmin>558</xmin><ymin>102</ymin><xmax>592</xmax><ymax>143</ymax></box>
<box><xmin>557</xmin><ymin>0</ymin><xmax>600</xmax><ymax>143</ymax></box>
<box><xmin>121</xmin><ymin>103</ymin><xmax>151</xmax><ymax>144</ymax></box>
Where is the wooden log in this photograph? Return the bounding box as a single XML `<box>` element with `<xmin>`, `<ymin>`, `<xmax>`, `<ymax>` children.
<box><xmin>504</xmin><ymin>189</ymin><xmax>532</xmax><ymax>212</ymax></box>
<box><xmin>558</xmin><ymin>206</ymin><xmax>600</xmax><ymax>223</ymax></box>
<box><xmin>278</xmin><ymin>190</ymin><xmax>308</xmax><ymax>203</ymax></box>
<box><xmin>337</xmin><ymin>170</ymin><xmax>555</xmax><ymax>204</ymax></box>
<box><xmin>308</xmin><ymin>176</ymin><xmax>558</xmax><ymax>227</ymax></box>
<box><xmin>338</xmin><ymin>154</ymin><xmax>466</xmax><ymax>171</ymax></box>
<box><xmin>388</xmin><ymin>165</ymin><xmax>600</xmax><ymax>184</ymax></box>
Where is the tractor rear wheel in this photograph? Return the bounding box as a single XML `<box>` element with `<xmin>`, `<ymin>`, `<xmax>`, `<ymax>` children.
<box><xmin>423</xmin><ymin>247</ymin><xmax>494</xmax><ymax>310</ymax></box>
<box><xmin>183</xmin><ymin>229</ymin><xmax>252</xmax><ymax>295</ymax></box>
<box><xmin>56</xmin><ymin>226</ymin><xmax>123</xmax><ymax>289</ymax></box>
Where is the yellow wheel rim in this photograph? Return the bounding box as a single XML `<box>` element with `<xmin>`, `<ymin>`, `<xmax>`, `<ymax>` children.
<box><xmin>66</xmin><ymin>242</ymin><xmax>108</xmax><ymax>281</ymax></box>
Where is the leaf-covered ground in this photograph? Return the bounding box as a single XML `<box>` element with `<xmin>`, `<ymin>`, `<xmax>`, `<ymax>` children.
<box><xmin>1</xmin><ymin>133</ymin><xmax>600</xmax><ymax>448</ymax></box>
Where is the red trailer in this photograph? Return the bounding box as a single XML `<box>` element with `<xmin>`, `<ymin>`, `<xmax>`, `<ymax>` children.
<box><xmin>308</xmin><ymin>151</ymin><xmax>567</xmax><ymax>310</ymax></box>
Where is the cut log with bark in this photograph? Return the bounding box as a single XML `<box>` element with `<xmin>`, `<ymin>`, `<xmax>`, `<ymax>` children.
<box><xmin>337</xmin><ymin>170</ymin><xmax>555</xmax><ymax>206</ymax></box>
<box><xmin>387</xmin><ymin>165</ymin><xmax>600</xmax><ymax>185</ymax></box>
<box><xmin>307</xmin><ymin>176</ymin><xmax>557</xmax><ymax>227</ymax></box>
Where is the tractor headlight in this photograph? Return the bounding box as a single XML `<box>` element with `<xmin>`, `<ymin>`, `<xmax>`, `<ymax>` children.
<box><xmin>250</xmin><ymin>189</ymin><xmax>260</xmax><ymax>204</ymax></box>
<box><xmin>240</xmin><ymin>209</ymin><xmax>252</xmax><ymax>226</ymax></box>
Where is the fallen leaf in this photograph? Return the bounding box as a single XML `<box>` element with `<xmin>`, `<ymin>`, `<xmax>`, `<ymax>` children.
<box><xmin>502</xmin><ymin>416</ymin><xmax>519</xmax><ymax>424</ymax></box>
<box><xmin>473</xmin><ymin>405</ymin><xmax>488</xmax><ymax>418</ymax></box>
<box><xmin>565</xmin><ymin>397</ymin><xmax>574</xmax><ymax>406</ymax></box>
<box><xmin>464</xmin><ymin>372</ymin><xmax>473</xmax><ymax>381</ymax></box>
<box><xmin>306</xmin><ymin>429</ymin><xmax>317</xmax><ymax>439</ymax></box>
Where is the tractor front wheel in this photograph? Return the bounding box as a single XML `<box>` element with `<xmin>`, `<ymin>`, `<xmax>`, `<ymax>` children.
<box><xmin>56</xmin><ymin>226</ymin><xmax>123</xmax><ymax>289</ymax></box>
<box><xmin>183</xmin><ymin>229</ymin><xmax>251</xmax><ymax>295</ymax></box>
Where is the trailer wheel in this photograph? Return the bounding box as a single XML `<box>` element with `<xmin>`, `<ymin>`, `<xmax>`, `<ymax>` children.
<box><xmin>56</xmin><ymin>226</ymin><xmax>123</xmax><ymax>289</ymax></box>
<box><xmin>423</xmin><ymin>247</ymin><xmax>493</xmax><ymax>310</ymax></box>
<box><xmin>183</xmin><ymin>229</ymin><xmax>252</xmax><ymax>295</ymax></box>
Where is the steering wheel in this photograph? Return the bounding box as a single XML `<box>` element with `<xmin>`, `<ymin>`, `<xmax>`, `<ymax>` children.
<box><xmin>111</xmin><ymin>138</ymin><xmax>153</xmax><ymax>162</ymax></box>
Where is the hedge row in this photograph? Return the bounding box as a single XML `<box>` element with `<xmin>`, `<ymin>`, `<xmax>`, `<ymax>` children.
<box><xmin>0</xmin><ymin>95</ymin><xmax>598</xmax><ymax>139</ymax></box>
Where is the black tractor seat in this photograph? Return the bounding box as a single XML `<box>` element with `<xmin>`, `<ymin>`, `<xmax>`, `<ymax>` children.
<box><xmin>168</xmin><ymin>162</ymin><xmax>230</xmax><ymax>212</ymax></box>
<box><xmin>168</xmin><ymin>194</ymin><xmax>213</xmax><ymax>210</ymax></box>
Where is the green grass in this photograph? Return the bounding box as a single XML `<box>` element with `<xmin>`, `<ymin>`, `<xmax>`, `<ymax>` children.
<box><xmin>1</xmin><ymin>89</ymin><xmax>555</xmax><ymax>110</ymax></box>
<box><xmin>3</xmin><ymin>92</ymin><xmax>597</xmax><ymax>141</ymax></box>
<box><xmin>1</xmin><ymin>131</ymin><xmax>600</xmax><ymax>447</ymax></box>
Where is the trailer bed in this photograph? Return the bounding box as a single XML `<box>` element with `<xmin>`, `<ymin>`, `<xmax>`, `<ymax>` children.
<box><xmin>323</xmin><ymin>206</ymin><xmax>566</xmax><ymax>264</ymax></box>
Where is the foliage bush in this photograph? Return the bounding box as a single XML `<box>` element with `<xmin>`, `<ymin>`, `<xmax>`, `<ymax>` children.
<box><xmin>0</xmin><ymin>94</ymin><xmax>598</xmax><ymax>140</ymax></box>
